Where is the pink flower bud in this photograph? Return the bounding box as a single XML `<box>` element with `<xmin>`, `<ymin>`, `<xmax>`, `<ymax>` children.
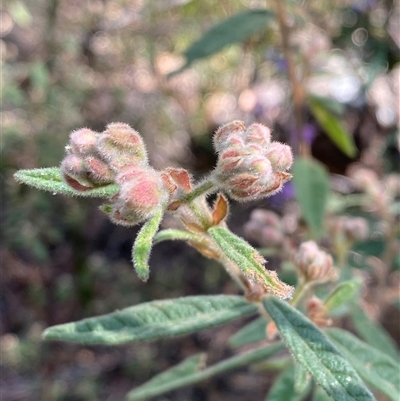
<box><xmin>250</xmin><ymin>209</ymin><xmax>281</xmax><ymax>229</ymax></box>
<box><xmin>213</xmin><ymin>121</ymin><xmax>293</xmax><ymax>201</ymax></box>
<box><xmin>265</xmin><ymin>141</ymin><xmax>293</xmax><ymax>171</ymax></box>
<box><xmin>111</xmin><ymin>167</ymin><xmax>169</xmax><ymax>226</ymax></box>
<box><xmin>85</xmin><ymin>156</ymin><xmax>115</xmax><ymax>184</ymax></box>
<box><xmin>103</xmin><ymin>123</ymin><xmax>147</xmax><ymax>158</ymax></box>
<box><xmin>213</xmin><ymin>120</ymin><xmax>246</xmax><ymax>152</ymax></box>
<box><xmin>95</xmin><ymin>123</ymin><xmax>148</xmax><ymax>171</ymax></box>
<box><xmin>293</xmin><ymin>241</ymin><xmax>337</xmax><ymax>284</ymax></box>
<box><xmin>61</xmin><ymin>154</ymin><xmax>94</xmax><ymax>191</ymax></box>
<box><xmin>69</xmin><ymin>128</ymin><xmax>98</xmax><ymax>155</ymax></box>
<box><xmin>245</xmin><ymin>123</ymin><xmax>271</xmax><ymax>147</ymax></box>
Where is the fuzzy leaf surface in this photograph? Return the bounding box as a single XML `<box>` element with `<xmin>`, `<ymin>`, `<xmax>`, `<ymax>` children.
<box><xmin>43</xmin><ymin>295</ymin><xmax>258</xmax><ymax>345</ymax></box>
<box><xmin>351</xmin><ymin>304</ymin><xmax>399</xmax><ymax>358</ymax></box>
<box><xmin>229</xmin><ymin>317</ymin><xmax>267</xmax><ymax>348</ymax></box>
<box><xmin>14</xmin><ymin>168</ymin><xmax>118</xmax><ymax>198</ymax></box>
<box><xmin>132</xmin><ymin>208</ymin><xmax>164</xmax><ymax>281</ymax></box>
<box><xmin>209</xmin><ymin>226</ymin><xmax>293</xmax><ymax>299</ymax></box>
<box><xmin>262</xmin><ymin>297</ymin><xmax>375</xmax><ymax>401</ymax></box>
<box><xmin>128</xmin><ymin>342</ymin><xmax>284</xmax><ymax>400</ymax></box>
<box><xmin>308</xmin><ymin>96</ymin><xmax>357</xmax><ymax>158</ymax></box>
<box><xmin>265</xmin><ymin>364</ymin><xmax>310</xmax><ymax>401</ymax></box>
<box><xmin>323</xmin><ymin>279</ymin><xmax>361</xmax><ymax>312</ymax></box>
<box><xmin>170</xmin><ymin>9</ymin><xmax>274</xmax><ymax>75</ymax></box>
<box><xmin>292</xmin><ymin>158</ymin><xmax>330</xmax><ymax>238</ymax></box>
<box><xmin>327</xmin><ymin>328</ymin><xmax>400</xmax><ymax>401</ymax></box>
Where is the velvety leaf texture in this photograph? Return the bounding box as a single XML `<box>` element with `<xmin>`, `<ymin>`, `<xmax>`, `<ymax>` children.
<box><xmin>128</xmin><ymin>342</ymin><xmax>284</xmax><ymax>401</ymax></box>
<box><xmin>14</xmin><ymin>168</ymin><xmax>119</xmax><ymax>198</ymax></box>
<box><xmin>42</xmin><ymin>295</ymin><xmax>258</xmax><ymax>345</ymax></box>
<box><xmin>292</xmin><ymin>158</ymin><xmax>330</xmax><ymax>238</ymax></box>
<box><xmin>327</xmin><ymin>328</ymin><xmax>400</xmax><ymax>401</ymax></box>
<box><xmin>209</xmin><ymin>226</ymin><xmax>293</xmax><ymax>299</ymax></box>
<box><xmin>170</xmin><ymin>9</ymin><xmax>274</xmax><ymax>75</ymax></box>
<box><xmin>132</xmin><ymin>208</ymin><xmax>164</xmax><ymax>281</ymax></box>
<box><xmin>262</xmin><ymin>297</ymin><xmax>375</xmax><ymax>401</ymax></box>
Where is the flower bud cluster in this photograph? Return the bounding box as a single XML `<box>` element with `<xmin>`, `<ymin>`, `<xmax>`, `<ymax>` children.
<box><xmin>329</xmin><ymin>216</ymin><xmax>369</xmax><ymax>242</ymax></box>
<box><xmin>244</xmin><ymin>209</ymin><xmax>284</xmax><ymax>246</ymax></box>
<box><xmin>292</xmin><ymin>241</ymin><xmax>337</xmax><ymax>284</ymax></box>
<box><xmin>213</xmin><ymin>121</ymin><xmax>293</xmax><ymax>201</ymax></box>
<box><xmin>61</xmin><ymin>123</ymin><xmax>169</xmax><ymax>226</ymax></box>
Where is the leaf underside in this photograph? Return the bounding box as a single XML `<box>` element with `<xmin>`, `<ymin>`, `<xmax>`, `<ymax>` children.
<box><xmin>42</xmin><ymin>295</ymin><xmax>258</xmax><ymax>345</ymax></box>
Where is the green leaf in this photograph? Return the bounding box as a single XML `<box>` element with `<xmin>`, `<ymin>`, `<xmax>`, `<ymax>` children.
<box><xmin>208</xmin><ymin>226</ymin><xmax>294</xmax><ymax>299</ymax></box>
<box><xmin>128</xmin><ymin>342</ymin><xmax>284</xmax><ymax>401</ymax></box>
<box><xmin>153</xmin><ymin>228</ymin><xmax>201</xmax><ymax>244</ymax></box>
<box><xmin>170</xmin><ymin>9</ymin><xmax>274</xmax><ymax>76</ymax></box>
<box><xmin>229</xmin><ymin>317</ymin><xmax>267</xmax><ymax>348</ymax></box>
<box><xmin>312</xmin><ymin>386</ymin><xmax>334</xmax><ymax>401</ymax></box>
<box><xmin>292</xmin><ymin>158</ymin><xmax>330</xmax><ymax>238</ymax></box>
<box><xmin>265</xmin><ymin>364</ymin><xmax>310</xmax><ymax>401</ymax></box>
<box><xmin>127</xmin><ymin>354</ymin><xmax>205</xmax><ymax>401</ymax></box>
<box><xmin>323</xmin><ymin>279</ymin><xmax>362</xmax><ymax>312</ymax></box>
<box><xmin>308</xmin><ymin>96</ymin><xmax>357</xmax><ymax>158</ymax></box>
<box><xmin>14</xmin><ymin>168</ymin><xmax>119</xmax><ymax>198</ymax></box>
<box><xmin>351</xmin><ymin>304</ymin><xmax>399</xmax><ymax>358</ymax></box>
<box><xmin>42</xmin><ymin>295</ymin><xmax>258</xmax><ymax>345</ymax></box>
<box><xmin>327</xmin><ymin>328</ymin><xmax>400</xmax><ymax>401</ymax></box>
<box><xmin>132</xmin><ymin>208</ymin><xmax>164</xmax><ymax>281</ymax></box>
<box><xmin>294</xmin><ymin>361</ymin><xmax>310</xmax><ymax>394</ymax></box>
<box><xmin>262</xmin><ymin>297</ymin><xmax>375</xmax><ymax>401</ymax></box>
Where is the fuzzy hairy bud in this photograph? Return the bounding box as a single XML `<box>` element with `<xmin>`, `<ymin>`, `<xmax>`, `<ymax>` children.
<box><xmin>110</xmin><ymin>166</ymin><xmax>169</xmax><ymax>226</ymax></box>
<box><xmin>69</xmin><ymin>128</ymin><xmax>98</xmax><ymax>155</ymax></box>
<box><xmin>96</xmin><ymin>123</ymin><xmax>148</xmax><ymax>171</ymax></box>
<box><xmin>213</xmin><ymin>121</ymin><xmax>293</xmax><ymax>201</ymax></box>
<box><xmin>293</xmin><ymin>241</ymin><xmax>337</xmax><ymax>284</ymax></box>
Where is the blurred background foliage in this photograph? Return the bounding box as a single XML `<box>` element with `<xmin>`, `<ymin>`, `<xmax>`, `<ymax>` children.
<box><xmin>1</xmin><ymin>0</ymin><xmax>399</xmax><ymax>400</ymax></box>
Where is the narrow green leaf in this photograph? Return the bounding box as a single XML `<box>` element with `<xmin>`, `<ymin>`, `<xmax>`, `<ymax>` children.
<box><xmin>294</xmin><ymin>361</ymin><xmax>310</xmax><ymax>394</ymax></box>
<box><xmin>170</xmin><ymin>9</ymin><xmax>274</xmax><ymax>76</ymax></box>
<box><xmin>128</xmin><ymin>342</ymin><xmax>284</xmax><ymax>401</ymax></box>
<box><xmin>351</xmin><ymin>304</ymin><xmax>399</xmax><ymax>358</ymax></box>
<box><xmin>42</xmin><ymin>295</ymin><xmax>258</xmax><ymax>345</ymax></box>
<box><xmin>312</xmin><ymin>386</ymin><xmax>334</xmax><ymax>401</ymax></box>
<box><xmin>327</xmin><ymin>328</ymin><xmax>400</xmax><ymax>401</ymax></box>
<box><xmin>14</xmin><ymin>168</ymin><xmax>119</xmax><ymax>198</ymax></box>
<box><xmin>132</xmin><ymin>208</ymin><xmax>164</xmax><ymax>281</ymax></box>
<box><xmin>209</xmin><ymin>226</ymin><xmax>294</xmax><ymax>299</ymax></box>
<box><xmin>308</xmin><ymin>96</ymin><xmax>357</xmax><ymax>158</ymax></box>
<box><xmin>262</xmin><ymin>297</ymin><xmax>375</xmax><ymax>401</ymax></box>
<box><xmin>127</xmin><ymin>354</ymin><xmax>205</xmax><ymax>401</ymax></box>
<box><xmin>265</xmin><ymin>364</ymin><xmax>310</xmax><ymax>401</ymax></box>
<box><xmin>292</xmin><ymin>158</ymin><xmax>330</xmax><ymax>238</ymax></box>
<box><xmin>229</xmin><ymin>317</ymin><xmax>267</xmax><ymax>348</ymax></box>
<box><xmin>323</xmin><ymin>279</ymin><xmax>362</xmax><ymax>312</ymax></box>
<box><xmin>153</xmin><ymin>228</ymin><xmax>201</xmax><ymax>244</ymax></box>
